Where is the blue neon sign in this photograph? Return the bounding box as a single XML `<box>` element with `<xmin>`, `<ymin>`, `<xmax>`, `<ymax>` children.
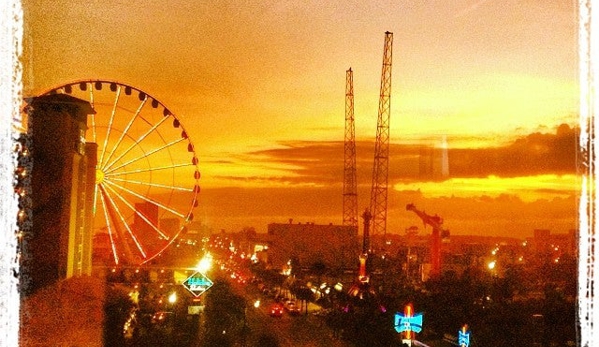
<box><xmin>458</xmin><ymin>329</ymin><xmax>470</xmax><ymax>347</ymax></box>
<box><xmin>394</xmin><ymin>312</ymin><xmax>423</xmax><ymax>333</ymax></box>
<box><xmin>183</xmin><ymin>272</ymin><xmax>213</xmax><ymax>297</ymax></box>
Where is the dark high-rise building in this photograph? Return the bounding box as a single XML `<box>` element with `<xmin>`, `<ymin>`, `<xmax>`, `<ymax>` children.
<box><xmin>22</xmin><ymin>94</ymin><xmax>96</xmax><ymax>295</ymax></box>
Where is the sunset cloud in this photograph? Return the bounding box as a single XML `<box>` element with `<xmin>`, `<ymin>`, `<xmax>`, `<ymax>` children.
<box><xmin>228</xmin><ymin>123</ymin><xmax>578</xmax><ymax>187</ymax></box>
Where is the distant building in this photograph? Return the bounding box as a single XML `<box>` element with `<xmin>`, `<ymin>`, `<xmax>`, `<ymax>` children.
<box><xmin>528</xmin><ymin>228</ymin><xmax>578</xmax><ymax>258</ymax></box>
<box><xmin>186</xmin><ymin>220</ymin><xmax>213</xmax><ymax>239</ymax></box>
<box><xmin>23</xmin><ymin>94</ymin><xmax>96</xmax><ymax>295</ymax></box>
<box><xmin>160</xmin><ymin>218</ymin><xmax>180</xmax><ymax>237</ymax></box>
<box><xmin>134</xmin><ymin>201</ymin><xmax>160</xmax><ymax>250</ymax></box>
<box><xmin>532</xmin><ymin>229</ymin><xmax>552</xmax><ymax>253</ymax></box>
<box><xmin>267</xmin><ymin>221</ymin><xmax>359</xmax><ymax>270</ymax></box>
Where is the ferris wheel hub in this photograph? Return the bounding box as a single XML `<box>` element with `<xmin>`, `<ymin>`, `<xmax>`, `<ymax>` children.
<box><xmin>95</xmin><ymin>168</ymin><xmax>105</xmax><ymax>184</ymax></box>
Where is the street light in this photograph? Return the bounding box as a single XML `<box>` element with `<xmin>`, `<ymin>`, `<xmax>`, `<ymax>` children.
<box><xmin>243</xmin><ymin>299</ymin><xmax>260</xmax><ymax>346</ymax></box>
<box><xmin>197</xmin><ymin>253</ymin><xmax>213</xmax><ymax>273</ymax></box>
<box><xmin>168</xmin><ymin>291</ymin><xmax>178</xmax><ymax>329</ymax></box>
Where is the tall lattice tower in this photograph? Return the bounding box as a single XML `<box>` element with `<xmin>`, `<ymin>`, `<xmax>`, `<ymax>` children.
<box><xmin>369</xmin><ymin>31</ymin><xmax>393</xmax><ymax>252</ymax></box>
<box><xmin>343</xmin><ymin>68</ymin><xmax>359</xmax><ymax>229</ymax></box>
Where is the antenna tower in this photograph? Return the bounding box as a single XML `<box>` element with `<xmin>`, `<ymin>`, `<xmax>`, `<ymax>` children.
<box><xmin>369</xmin><ymin>31</ymin><xmax>393</xmax><ymax>252</ymax></box>
<box><xmin>343</xmin><ymin>68</ymin><xmax>359</xmax><ymax>229</ymax></box>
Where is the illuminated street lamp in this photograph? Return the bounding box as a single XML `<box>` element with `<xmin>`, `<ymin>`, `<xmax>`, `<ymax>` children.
<box><xmin>168</xmin><ymin>292</ymin><xmax>177</xmax><ymax>304</ymax></box>
<box><xmin>196</xmin><ymin>253</ymin><xmax>213</xmax><ymax>273</ymax></box>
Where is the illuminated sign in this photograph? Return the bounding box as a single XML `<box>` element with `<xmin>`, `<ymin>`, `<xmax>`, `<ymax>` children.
<box><xmin>395</xmin><ymin>313</ymin><xmax>423</xmax><ymax>333</ymax></box>
<box><xmin>395</xmin><ymin>304</ymin><xmax>423</xmax><ymax>335</ymax></box>
<box><xmin>458</xmin><ymin>325</ymin><xmax>470</xmax><ymax>347</ymax></box>
<box><xmin>182</xmin><ymin>271</ymin><xmax>213</xmax><ymax>297</ymax></box>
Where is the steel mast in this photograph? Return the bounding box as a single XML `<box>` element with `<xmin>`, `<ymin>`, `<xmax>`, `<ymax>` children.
<box><xmin>343</xmin><ymin>68</ymin><xmax>359</xmax><ymax>229</ymax></box>
<box><xmin>369</xmin><ymin>31</ymin><xmax>393</xmax><ymax>253</ymax></box>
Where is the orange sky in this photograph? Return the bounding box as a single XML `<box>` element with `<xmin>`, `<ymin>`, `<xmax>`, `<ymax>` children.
<box><xmin>22</xmin><ymin>0</ymin><xmax>580</xmax><ymax>238</ymax></box>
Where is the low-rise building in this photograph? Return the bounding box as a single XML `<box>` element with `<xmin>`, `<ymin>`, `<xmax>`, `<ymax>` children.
<box><xmin>267</xmin><ymin>220</ymin><xmax>359</xmax><ymax>271</ymax></box>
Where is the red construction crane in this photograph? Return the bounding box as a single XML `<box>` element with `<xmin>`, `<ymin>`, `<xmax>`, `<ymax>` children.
<box><xmin>343</xmin><ymin>68</ymin><xmax>358</xmax><ymax>229</ymax></box>
<box><xmin>369</xmin><ymin>31</ymin><xmax>393</xmax><ymax>253</ymax></box>
<box><xmin>406</xmin><ymin>203</ymin><xmax>449</xmax><ymax>278</ymax></box>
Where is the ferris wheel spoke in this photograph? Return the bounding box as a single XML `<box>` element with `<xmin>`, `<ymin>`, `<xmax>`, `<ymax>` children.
<box><xmin>98</xmin><ymin>187</ymin><xmax>120</xmax><ymax>265</ymax></box>
<box><xmin>105</xmin><ymin>137</ymin><xmax>186</xmax><ymax>175</ymax></box>
<box><xmin>106</xmin><ymin>162</ymin><xmax>195</xmax><ymax>178</ymax></box>
<box><xmin>98</xmin><ymin>184</ymin><xmax>138</xmax><ymax>263</ymax></box>
<box><xmin>103</xmin><ymin>113</ymin><xmax>170</xmax><ymax>172</ymax></box>
<box><xmin>88</xmin><ymin>83</ymin><xmax>98</xmax><ymax>143</ymax></box>
<box><xmin>93</xmin><ymin>181</ymin><xmax>99</xmax><ymax>215</ymax></box>
<box><xmin>103</xmin><ymin>182</ymin><xmax>169</xmax><ymax>240</ymax></box>
<box><xmin>101</xmin><ymin>97</ymin><xmax>148</xmax><ymax>170</ymax></box>
<box><xmin>108</xmin><ymin>176</ymin><xmax>195</xmax><ymax>192</ymax></box>
<box><xmin>99</xmin><ymin>85</ymin><xmax>122</xmax><ymax>165</ymax></box>
<box><xmin>100</xmin><ymin>183</ymin><xmax>148</xmax><ymax>259</ymax></box>
<box><xmin>104</xmin><ymin>179</ymin><xmax>187</xmax><ymax>219</ymax></box>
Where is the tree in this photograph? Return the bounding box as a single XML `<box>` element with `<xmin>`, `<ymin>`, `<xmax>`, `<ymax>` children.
<box><xmin>201</xmin><ymin>277</ymin><xmax>245</xmax><ymax>347</ymax></box>
<box><xmin>294</xmin><ymin>286</ymin><xmax>315</xmax><ymax>314</ymax></box>
<box><xmin>103</xmin><ymin>284</ymin><xmax>137</xmax><ymax>346</ymax></box>
<box><xmin>289</xmin><ymin>255</ymin><xmax>301</xmax><ymax>276</ymax></box>
<box><xmin>310</xmin><ymin>260</ymin><xmax>327</xmax><ymax>284</ymax></box>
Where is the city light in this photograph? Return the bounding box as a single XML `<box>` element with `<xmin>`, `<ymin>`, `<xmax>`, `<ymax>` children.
<box><xmin>488</xmin><ymin>261</ymin><xmax>496</xmax><ymax>270</ymax></box>
<box><xmin>196</xmin><ymin>253</ymin><xmax>213</xmax><ymax>272</ymax></box>
<box><xmin>282</xmin><ymin>260</ymin><xmax>292</xmax><ymax>276</ymax></box>
<box><xmin>168</xmin><ymin>292</ymin><xmax>177</xmax><ymax>304</ymax></box>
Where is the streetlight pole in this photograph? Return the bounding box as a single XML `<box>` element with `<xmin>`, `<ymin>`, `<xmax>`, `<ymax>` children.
<box><xmin>242</xmin><ymin>299</ymin><xmax>260</xmax><ymax>347</ymax></box>
<box><xmin>167</xmin><ymin>291</ymin><xmax>177</xmax><ymax>339</ymax></box>
<box><xmin>243</xmin><ymin>303</ymin><xmax>247</xmax><ymax>347</ymax></box>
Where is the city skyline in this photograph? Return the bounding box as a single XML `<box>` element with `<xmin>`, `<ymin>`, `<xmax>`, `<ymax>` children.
<box><xmin>22</xmin><ymin>0</ymin><xmax>579</xmax><ymax>237</ymax></box>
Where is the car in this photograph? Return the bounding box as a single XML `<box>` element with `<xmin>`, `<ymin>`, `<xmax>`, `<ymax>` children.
<box><xmin>269</xmin><ymin>304</ymin><xmax>284</xmax><ymax>317</ymax></box>
<box><xmin>284</xmin><ymin>300</ymin><xmax>300</xmax><ymax>315</ymax></box>
<box><xmin>283</xmin><ymin>299</ymin><xmax>295</xmax><ymax>309</ymax></box>
<box><xmin>287</xmin><ymin>303</ymin><xmax>301</xmax><ymax>316</ymax></box>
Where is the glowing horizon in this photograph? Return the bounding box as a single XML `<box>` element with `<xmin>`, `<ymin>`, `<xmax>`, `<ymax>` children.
<box><xmin>22</xmin><ymin>0</ymin><xmax>579</xmax><ymax>237</ymax></box>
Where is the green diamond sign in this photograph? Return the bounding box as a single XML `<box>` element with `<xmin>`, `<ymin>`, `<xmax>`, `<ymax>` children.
<box><xmin>182</xmin><ymin>271</ymin><xmax>213</xmax><ymax>297</ymax></box>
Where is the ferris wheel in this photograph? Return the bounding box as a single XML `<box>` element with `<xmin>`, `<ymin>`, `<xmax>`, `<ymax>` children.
<box><xmin>42</xmin><ymin>80</ymin><xmax>201</xmax><ymax>266</ymax></box>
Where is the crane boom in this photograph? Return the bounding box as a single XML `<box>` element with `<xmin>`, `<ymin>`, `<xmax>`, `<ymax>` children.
<box><xmin>406</xmin><ymin>204</ymin><xmax>448</xmax><ymax>278</ymax></box>
<box><xmin>406</xmin><ymin>203</ymin><xmax>444</xmax><ymax>230</ymax></box>
<box><xmin>343</xmin><ymin>68</ymin><xmax>358</xmax><ymax>229</ymax></box>
<box><xmin>369</xmin><ymin>31</ymin><xmax>393</xmax><ymax>252</ymax></box>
